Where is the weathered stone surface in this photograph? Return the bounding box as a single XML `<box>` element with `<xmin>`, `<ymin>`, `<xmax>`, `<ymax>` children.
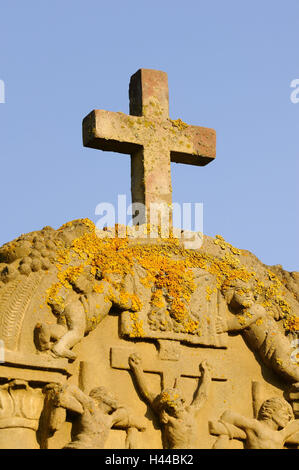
<box><xmin>0</xmin><ymin>219</ymin><xmax>298</xmax><ymax>449</ymax></box>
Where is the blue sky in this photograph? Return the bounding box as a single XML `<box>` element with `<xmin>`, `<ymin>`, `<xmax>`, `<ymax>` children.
<box><xmin>0</xmin><ymin>1</ymin><xmax>298</xmax><ymax>271</ymax></box>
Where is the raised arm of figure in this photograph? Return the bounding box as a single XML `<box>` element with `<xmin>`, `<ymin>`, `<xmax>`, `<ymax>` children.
<box><xmin>209</xmin><ymin>419</ymin><xmax>247</xmax><ymax>440</ymax></box>
<box><xmin>128</xmin><ymin>353</ymin><xmax>156</xmax><ymax>406</ymax></box>
<box><xmin>220</xmin><ymin>410</ymin><xmax>257</xmax><ymax>432</ymax></box>
<box><xmin>226</xmin><ymin>305</ymin><xmax>266</xmax><ymax>332</ymax></box>
<box><xmin>55</xmin><ymin>384</ymin><xmax>95</xmax><ymax>415</ymax></box>
<box><xmin>282</xmin><ymin>420</ymin><xmax>299</xmax><ymax>442</ymax></box>
<box><xmin>190</xmin><ymin>361</ymin><xmax>211</xmax><ymax>413</ymax></box>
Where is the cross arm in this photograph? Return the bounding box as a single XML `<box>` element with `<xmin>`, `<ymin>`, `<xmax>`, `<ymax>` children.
<box><xmin>83</xmin><ymin>110</ymin><xmax>143</xmax><ymax>154</ymax></box>
<box><xmin>169</xmin><ymin>123</ymin><xmax>216</xmax><ymax>166</ymax></box>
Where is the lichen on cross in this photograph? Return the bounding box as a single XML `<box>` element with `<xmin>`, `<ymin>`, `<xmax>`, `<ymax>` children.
<box><xmin>83</xmin><ymin>69</ymin><xmax>216</xmax><ymax>225</ymax></box>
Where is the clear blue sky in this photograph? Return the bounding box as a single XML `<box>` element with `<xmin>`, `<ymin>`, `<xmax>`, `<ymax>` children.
<box><xmin>0</xmin><ymin>1</ymin><xmax>298</xmax><ymax>271</ymax></box>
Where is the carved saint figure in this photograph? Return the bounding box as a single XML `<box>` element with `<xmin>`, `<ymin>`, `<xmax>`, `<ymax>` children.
<box><xmin>128</xmin><ymin>353</ymin><xmax>211</xmax><ymax>449</ymax></box>
<box><xmin>48</xmin><ymin>383</ymin><xmax>146</xmax><ymax>449</ymax></box>
<box><xmin>209</xmin><ymin>396</ymin><xmax>299</xmax><ymax>449</ymax></box>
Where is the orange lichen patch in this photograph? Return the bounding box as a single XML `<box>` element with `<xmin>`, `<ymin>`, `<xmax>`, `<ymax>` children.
<box><xmin>55</xmin><ymin>248</ymin><xmax>71</xmax><ymax>266</ymax></box>
<box><xmin>41</xmin><ymin>219</ymin><xmax>295</xmax><ymax>338</ymax></box>
<box><xmin>236</xmin><ymin>315</ymin><xmax>247</xmax><ymax>326</ymax></box>
<box><xmin>72</xmin><ymin>231</ymin><xmax>135</xmax><ymax>277</ymax></box>
<box><xmin>136</xmin><ymin>250</ymin><xmax>195</xmax><ymax>326</ymax></box>
<box><xmin>93</xmin><ymin>283</ymin><xmax>104</xmax><ymax>294</ymax></box>
<box><xmin>214</xmin><ymin>235</ymin><xmax>241</xmax><ymax>255</ymax></box>
<box><xmin>46</xmin><ymin>282</ymin><xmax>65</xmax><ymax>311</ymax></box>
<box><xmin>184</xmin><ymin>318</ymin><xmax>200</xmax><ymax>334</ymax></box>
<box><xmin>129</xmin><ymin>294</ymin><xmax>143</xmax><ymax>312</ymax></box>
<box><xmin>151</xmin><ymin>289</ymin><xmax>165</xmax><ymax>309</ymax></box>
<box><xmin>284</xmin><ymin>315</ymin><xmax>299</xmax><ymax>332</ymax></box>
<box><xmin>254</xmin><ymin>269</ymin><xmax>292</xmax><ymax>322</ymax></box>
<box><xmin>129</xmin><ymin>312</ymin><xmax>145</xmax><ymax>337</ymax></box>
<box><xmin>206</xmin><ymin>286</ymin><xmax>216</xmax><ymax>301</ymax></box>
<box><xmin>200</xmin><ymin>254</ymin><xmax>254</xmax><ymax>290</ymax></box>
<box><xmin>57</xmin><ymin>265</ymin><xmax>84</xmax><ymax>290</ymax></box>
<box><xmin>169</xmin><ymin>118</ymin><xmax>189</xmax><ymax>131</ymax></box>
<box><xmin>155</xmin><ymin>389</ymin><xmax>183</xmax><ymax>411</ymax></box>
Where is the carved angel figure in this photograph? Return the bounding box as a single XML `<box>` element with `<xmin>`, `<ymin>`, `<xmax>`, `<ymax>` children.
<box><xmin>217</xmin><ymin>279</ymin><xmax>299</xmax><ymax>384</ymax></box>
<box><xmin>36</xmin><ymin>268</ymin><xmax>137</xmax><ymax>360</ymax></box>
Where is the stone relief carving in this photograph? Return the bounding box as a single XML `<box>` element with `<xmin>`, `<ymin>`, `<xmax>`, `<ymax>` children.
<box><xmin>0</xmin><ymin>219</ymin><xmax>298</xmax><ymax>449</ymax></box>
<box><xmin>42</xmin><ymin>383</ymin><xmax>146</xmax><ymax>449</ymax></box>
<box><xmin>209</xmin><ymin>382</ymin><xmax>299</xmax><ymax>449</ymax></box>
<box><xmin>217</xmin><ymin>278</ymin><xmax>299</xmax><ymax>384</ymax></box>
<box><xmin>1</xmin><ymin>67</ymin><xmax>298</xmax><ymax>450</ymax></box>
<box><xmin>0</xmin><ymin>379</ymin><xmax>43</xmax><ymax>429</ymax></box>
<box><xmin>288</xmin><ymin>382</ymin><xmax>299</xmax><ymax>419</ymax></box>
<box><xmin>35</xmin><ymin>267</ymin><xmax>137</xmax><ymax>361</ymax></box>
<box><xmin>0</xmin><ymin>220</ymin><xmax>297</xmax><ymax>364</ymax></box>
<box><xmin>0</xmin><ymin>380</ymin><xmax>44</xmax><ymax>449</ymax></box>
<box><xmin>128</xmin><ymin>353</ymin><xmax>211</xmax><ymax>449</ymax></box>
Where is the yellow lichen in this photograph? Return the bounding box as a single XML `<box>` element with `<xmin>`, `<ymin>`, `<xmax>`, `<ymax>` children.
<box><xmin>170</xmin><ymin>118</ymin><xmax>189</xmax><ymax>131</ymax></box>
<box><xmin>129</xmin><ymin>312</ymin><xmax>145</xmax><ymax>337</ymax></box>
<box><xmin>41</xmin><ymin>220</ymin><xmax>295</xmax><ymax>339</ymax></box>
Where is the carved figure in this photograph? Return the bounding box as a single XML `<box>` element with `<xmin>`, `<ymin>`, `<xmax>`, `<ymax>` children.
<box><xmin>128</xmin><ymin>353</ymin><xmax>211</xmax><ymax>449</ymax></box>
<box><xmin>47</xmin><ymin>383</ymin><xmax>146</xmax><ymax>449</ymax></box>
<box><xmin>209</xmin><ymin>396</ymin><xmax>299</xmax><ymax>449</ymax></box>
<box><xmin>217</xmin><ymin>279</ymin><xmax>299</xmax><ymax>384</ymax></box>
<box><xmin>36</xmin><ymin>268</ymin><xmax>137</xmax><ymax>360</ymax></box>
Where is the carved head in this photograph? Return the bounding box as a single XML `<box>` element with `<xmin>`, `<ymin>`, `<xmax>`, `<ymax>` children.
<box><xmin>89</xmin><ymin>386</ymin><xmax>119</xmax><ymax>413</ymax></box>
<box><xmin>154</xmin><ymin>388</ymin><xmax>186</xmax><ymax>422</ymax></box>
<box><xmin>258</xmin><ymin>397</ymin><xmax>294</xmax><ymax>429</ymax></box>
<box><xmin>71</xmin><ymin>267</ymin><xmax>94</xmax><ymax>294</ymax></box>
<box><xmin>222</xmin><ymin>279</ymin><xmax>256</xmax><ymax>309</ymax></box>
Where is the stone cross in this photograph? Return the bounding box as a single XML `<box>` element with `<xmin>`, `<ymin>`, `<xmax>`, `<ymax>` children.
<box><xmin>110</xmin><ymin>341</ymin><xmax>227</xmax><ymax>390</ymax></box>
<box><xmin>83</xmin><ymin>69</ymin><xmax>216</xmax><ymax>224</ymax></box>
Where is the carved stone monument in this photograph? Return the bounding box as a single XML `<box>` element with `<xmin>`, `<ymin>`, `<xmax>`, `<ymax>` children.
<box><xmin>0</xmin><ymin>69</ymin><xmax>298</xmax><ymax>449</ymax></box>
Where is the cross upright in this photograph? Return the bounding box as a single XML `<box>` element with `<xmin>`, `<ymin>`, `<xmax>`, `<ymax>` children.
<box><xmin>83</xmin><ymin>69</ymin><xmax>216</xmax><ymax>225</ymax></box>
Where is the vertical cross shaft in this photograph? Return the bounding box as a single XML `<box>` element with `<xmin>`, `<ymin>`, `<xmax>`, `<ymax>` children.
<box><xmin>129</xmin><ymin>70</ymin><xmax>172</xmax><ymax>222</ymax></box>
